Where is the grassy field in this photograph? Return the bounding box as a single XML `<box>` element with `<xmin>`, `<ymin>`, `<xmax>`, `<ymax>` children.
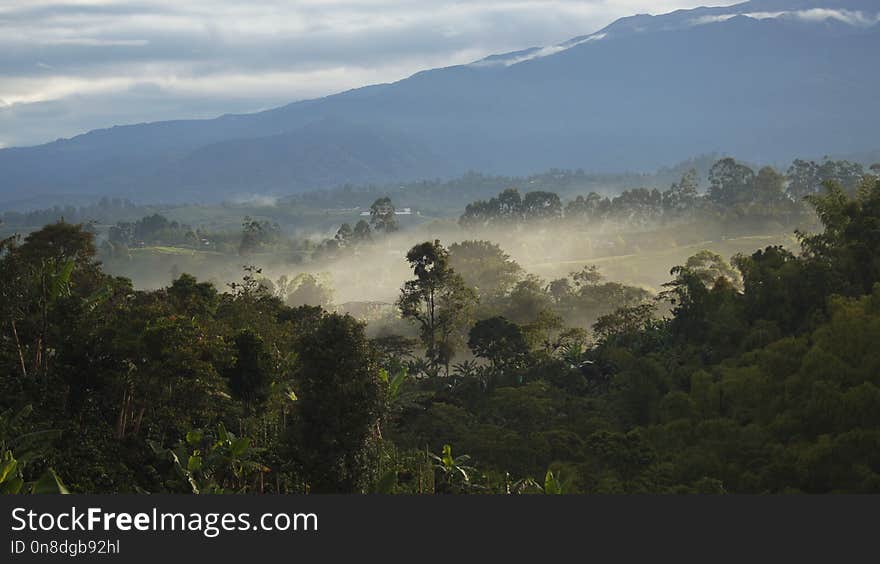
<box><xmin>525</xmin><ymin>232</ymin><xmax>798</xmax><ymax>291</ymax></box>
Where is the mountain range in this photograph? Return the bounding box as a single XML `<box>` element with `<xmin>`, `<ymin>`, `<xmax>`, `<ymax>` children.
<box><xmin>1</xmin><ymin>0</ymin><xmax>878</xmax><ymax>203</ymax></box>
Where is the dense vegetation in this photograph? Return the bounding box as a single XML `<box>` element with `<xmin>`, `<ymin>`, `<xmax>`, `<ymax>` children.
<box><xmin>1</xmin><ymin>158</ymin><xmax>879</xmax><ymax>494</ymax></box>
<box><xmin>459</xmin><ymin>158</ymin><xmax>872</xmax><ymax>230</ymax></box>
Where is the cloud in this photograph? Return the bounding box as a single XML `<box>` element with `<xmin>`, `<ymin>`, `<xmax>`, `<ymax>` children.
<box><xmin>0</xmin><ymin>0</ymin><xmax>705</xmax><ymax>146</ymax></box>
<box><xmin>689</xmin><ymin>12</ymin><xmax>785</xmax><ymax>26</ymax></box>
<box><xmin>689</xmin><ymin>8</ymin><xmax>880</xmax><ymax>27</ymax></box>
<box><xmin>792</xmin><ymin>8</ymin><xmax>880</xmax><ymax>26</ymax></box>
<box><xmin>473</xmin><ymin>32</ymin><xmax>609</xmax><ymax>67</ymax></box>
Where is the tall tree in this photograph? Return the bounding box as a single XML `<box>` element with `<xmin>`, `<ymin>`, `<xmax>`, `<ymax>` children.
<box><xmin>468</xmin><ymin>316</ymin><xmax>529</xmax><ymax>371</ymax></box>
<box><xmin>353</xmin><ymin>219</ymin><xmax>372</xmax><ymax>243</ymax></box>
<box><xmin>787</xmin><ymin>158</ymin><xmax>865</xmax><ymax>200</ymax></box>
<box><xmin>522</xmin><ymin>191</ymin><xmax>563</xmax><ymax>220</ymax></box>
<box><xmin>565</xmin><ymin>192</ymin><xmax>609</xmax><ymax>222</ymax></box>
<box><xmin>225</xmin><ymin>330</ymin><xmax>272</xmax><ymax>409</ymax></box>
<box><xmin>448</xmin><ymin>240</ymin><xmax>522</xmax><ymax>299</ymax></box>
<box><xmin>334</xmin><ymin>223</ymin><xmax>354</xmax><ymax>247</ymax></box>
<box><xmin>398</xmin><ymin>240</ymin><xmax>477</xmax><ymax>373</ymax></box>
<box><xmin>289</xmin><ymin>313</ymin><xmax>384</xmax><ymax>493</ymax></box>
<box><xmin>752</xmin><ymin>166</ymin><xmax>787</xmax><ymax>203</ymax></box>
<box><xmin>283</xmin><ymin>273</ymin><xmax>334</xmax><ymax>309</ymax></box>
<box><xmin>495</xmin><ymin>188</ymin><xmax>523</xmax><ymax>222</ymax></box>
<box><xmin>662</xmin><ymin>169</ymin><xmax>700</xmax><ymax>213</ymax></box>
<box><xmin>239</xmin><ymin>216</ymin><xmax>281</xmax><ymax>255</ymax></box>
<box><xmin>682</xmin><ymin>250</ymin><xmax>742</xmax><ymax>289</ymax></box>
<box><xmin>369</xmin><ymin>197</ymin><xmax>398</xmax><ymax>233</ymax></box>
<box><xmin>800</xmin><ymin>177</ymin><xmax>880</xmax><ymax>296</ymax></box>
<box><xmin>786</xmin><ymin>158</ymin><xmax>820</xmax><ymax>200</ymax></box>
<box><xmin>708</xmin><ymin>158</ymin><xmax>756</xmax><ymax>206</ymax></box>
<box><xmin>5</xmin><ymin>222</ymin><xmax>101</xmax><ymax>380</ymax></box>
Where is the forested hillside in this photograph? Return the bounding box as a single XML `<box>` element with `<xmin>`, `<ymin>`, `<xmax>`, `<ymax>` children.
<box><xmin>2</xmin><ymin>170</ymin><xmax>879</xmax><ymax>494</ymax></box>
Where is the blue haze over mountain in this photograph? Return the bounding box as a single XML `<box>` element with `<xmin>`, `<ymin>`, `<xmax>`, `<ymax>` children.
<box><xmin>1</xmin><ymin>0</ymin><xmax>878</xmax><ymax>202</ymax></box>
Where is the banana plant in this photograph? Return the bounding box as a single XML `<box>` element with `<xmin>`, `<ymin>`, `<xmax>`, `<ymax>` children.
<box><xmin>429</xmin><ymin>444</ymin><xmax>478</xmax><ymax>492</ymax></box>
<box><xmin>46</xmin><ymin>258</ymin><xmax>74</xmax><ymax>301</ymax></box>
<box><xmin>0</xmin><ymin>405</ymin><xmax>68</xmax><ymax>494</ymax></box>
<box><xmin>452</xmin><ymin>360</ymin><xmax>480</xmax><ymax>379</ymax></box>
<box><xmin>507</xmin><ymin>474</ymin><xmax>543</xmax><ymax>494</ymax></box>
<box><xmin>559</xmin><ymin>342</ymin><xmax>588</xmax><ymax>369</ymax></box>
<box><xmin>406</xmin><ymin>357</ymin><xmax>442</xmax><ymax>380</ymax></box>
<box><xmin>152</xmin><ymin>423</ymin><xmax>268</xmax><ymax>494</ymax></box>
<box><xmin>543</xmin><ymin>470</ymin><xmax>564</xmax><ymax>494</ymax></box>
<box><xmin>378</xmin><ymin>367</ymin><xmax>432</xmax><ymax>418</ymax></box>
<box><xmin>507</xmin><ymin>469</ymin><xmax>564</xmax><ymax>494</ymax></box>
<box><xmin>378</xmin><ymin>368</ymin><xmax>408</xmax><ymax>405</ymax></box>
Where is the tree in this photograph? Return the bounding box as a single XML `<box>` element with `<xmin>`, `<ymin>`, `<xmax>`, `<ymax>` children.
<box><xmin>522</xmin><ymin>191</ymin><xmax>562</xmax><ymax>220</ymax></box>
<box><xmin>682</xmin><ymin>250</ymin><xmax>742</xmax><ymax>289</ymax></box>
<box><xmin>593</xmin><ymin>303</ymin><xmax>658</xmax><ymax>343</ymax></box>
<box><xmin>398</xmin><ymin>241</ymin><xmax>477</xmax><ymax>372</ymax></box>
<box><xmin>565</xmin><ymin>192</ymin><xmax>609</xmax><ymax>222</ymax></box>
<box><xmin>504</xmin><ymin>276</ymin><xmax>553</xmax><ymax>325</ymax></box>
<box><xmin>787</xmin><ymin>158</ymin><xmax>865</xmax><ymax>200</ymax></box>
<box><xmin>459</xmin><ymin>199</ymin><xmax>494</xmax><ymax>229</ymax></box>
<box><xmin>800</xmin><ymin>178</ymin><xmax>880</xmax><ymax>296</ymax></box>
<box><xmin>733</xmin><ymin>245</ymin><xmax>812</xmax><ymax>332</ymax></box>
<box><xmin>0</xmin><ymin>235</ymin><xmax>30</xmax><ymax>377</ymax></box>
<box><xmin>547</xmin><ymin>278</ymin><xmax>573</xmax><ymax>305</ymax></box>
<box><xmin>787</xmin><ymin>159</ymin><xmax>820</xmax><ymax>200</ymax></box>
<box><xmin>283</xmin><ymin>273</ymin><xmax>334</xmax><ymax>308</ymax></box>
<box><xmin>16</xmin><ymin>221</ymin><xmax>98</xmax><ymax>271</ymax></box>
<box><xmin>495</xmin><ymin>188</ymin><xmax>523</xmax><ymax>222</ymax></box>
<box><xmin>522</xmin><ymin>309</ymin><xmax>565</xmax><ymax>354</ymax></box>
<box><xmin>752</xmin><ymin>166</ymin><xmax>787</xmax><ymax>203</ymax></box>
<box><xmin>611</xmin><ymin>188</ymin><xmax>663</xmax><ymax>225</ymax></box>
<box><xmin>816</xmin><ymin>159</ymin><xmax>864</xmax><ymax>195</ymax></box>
<box><xmin>335</xmin><ymin>223</ymin><xmax>354</xmax><ymax>247</ymax></box>
<box><xmin>108</xmin><ymin>222</ymin><xmax>135</xmax><ymax>246</ymax></box>
<box><xmin>468</xmin><ymin>317</ymin><xmax>530</xmax><ymax>371</ymax></box>
<box><xmin>353</xmin><ymin>219</ymin><xmax>372</xmax><ymax>243</ymax></box>
<box><xmin>708</xmin><ymin>158</ymin><xmax>756</xmax><ymax>206</ymax></box>
<box><xmin>239</xmin><ymin>216</ymin><xmax>262</xmax><ymax>256</ymax></box>
<box><xmin>2</xmin><ymin>222</ymin><xmax>101</xmax><ymax>380</ymax></box>
<box><xmin>239</xmin><ymin>216</ymin><xmax>281</xmax><ymax>255</ymax></box>
<box><xmin>289</xmin><ymin>313</ymin><xmax>384</xmax><ymax>493</ymax></box>
<box><xmin>168</xmin><ymin>273</ymin><xmax>218</xmax><ymax>317</ymax></box>
<box><xmin>662</xmin><ymin>169</ymin><xmax>700</xmax><ymax>214</ymax></box>
<box><xmin>448</xmin><ymin>240</ymin><xmax>522</xmax><ymax>299</ymax></box>
<box><xmin>370</xmin><ymin>197</ymin><xmax>398</xmax><ymax>233</ymax></box>
<box><xmin>225</xmin><ymin>330</ymin><xmax>272</xmax><ymax>409</ymax></box>
<box><xmin>571</xmin><ymin>265</ymin><xmax>603</xmax><ymax>289</ymax></box>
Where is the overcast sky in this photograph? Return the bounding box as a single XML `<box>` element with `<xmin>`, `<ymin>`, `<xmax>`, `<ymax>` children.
<box><xmin>0</xmin><ymin>1</ymin><xmax>713</xmax><ymax>148</ymax></box>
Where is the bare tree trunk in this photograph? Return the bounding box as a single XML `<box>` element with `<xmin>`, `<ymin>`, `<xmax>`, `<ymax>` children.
<box><xmin>39</xmin><ymin>269</ymin><xmax>49</xmax><ymax>383</ymax></box>
<box><xmin>32</xmin><ymin>335</ymin><xmax>42</xmax><ymax>377</ymax></box>
<box><xmin>116</xmin><ymin>389</ymin><xmax>129</xmax><ymax>439</ymax></box>
<box><xmin>133</xmin><ymin>406</ymin><xmax>145</xmax><ymax>435</ymax></box>
<box><xmin>10</xmin><ymin>320</ymin><xmax>27</xmax><ymax>377</ymax></box>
